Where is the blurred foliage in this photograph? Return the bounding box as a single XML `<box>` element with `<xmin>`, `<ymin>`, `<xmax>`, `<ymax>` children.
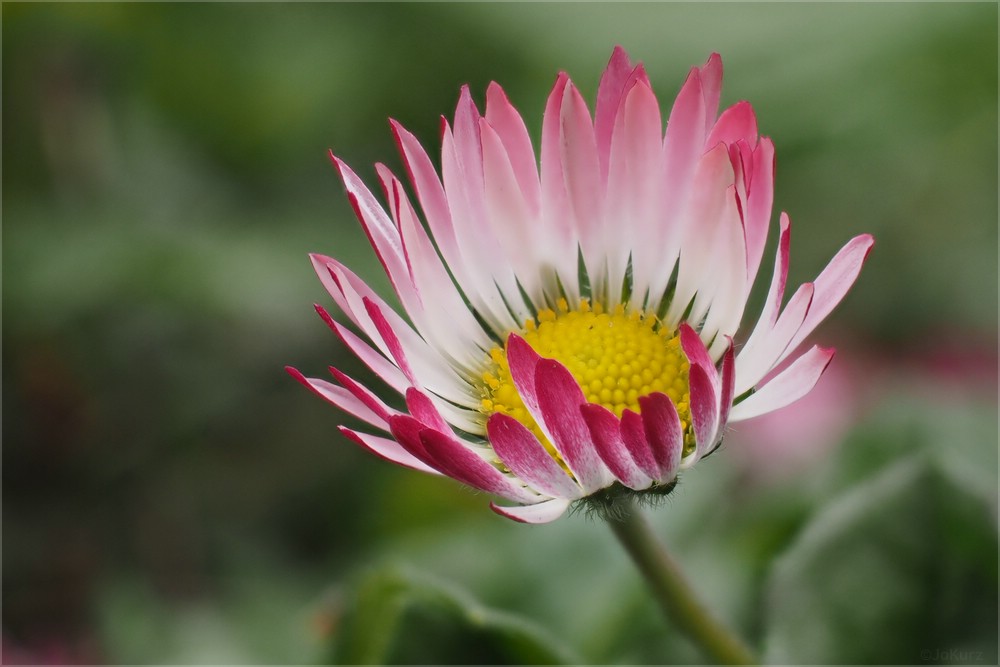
<box><xmin>2</xmin><ymin>3</ymin><xmax>997</xmax><ymax>665</ymax></box>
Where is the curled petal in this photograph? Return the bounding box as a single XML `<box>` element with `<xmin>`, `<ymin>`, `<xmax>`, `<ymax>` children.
<box><xmin>581</xmin><ymin>404</ymin><xmax>653</xmax><ymax>491</ymax></box>
<box><xmin>729</xmin><ymin>346</ymin><xmax>836</xmax><ymax>422</ymax></box>
<box><xmin>534</xmin><ymin>359</ymin><xmax>612</xmax><ymax>493</ymax></box>
<box><xmin>638</xmin><ymin>393</ymin><xmax>684</xmax><ymax>480</ymax></box>
<box><xmin>338</xmin><ymin>426</ymin><xmax>442</xmax><ymax>476</ymax></box>
<box><xmin>488</xmin><ymin>413</ymin><xmax>583</xmax><ymax>499</ymax></box>
<box><xmin>490</xmin><ymin>498</ymin><xmax>572</xmax><ymax>524</ymax></box>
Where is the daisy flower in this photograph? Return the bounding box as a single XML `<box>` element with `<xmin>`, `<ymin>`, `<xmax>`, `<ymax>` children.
<box><xmin>289</xmin><ymin>47</ymin><xmax>873</xmax><ymax>523</ymax></box>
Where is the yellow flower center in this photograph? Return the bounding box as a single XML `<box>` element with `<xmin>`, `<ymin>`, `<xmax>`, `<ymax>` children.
<box><xmin>479</xmin><ymin>298</ymin><xmax>692</xmax><ymax>451</ymax></box>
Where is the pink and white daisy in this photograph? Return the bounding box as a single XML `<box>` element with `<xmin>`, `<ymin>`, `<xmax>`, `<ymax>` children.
<box><xmin>289</xmin><ymin>47</ymin><xmax>873</xmax><ymax>524</ymax></box>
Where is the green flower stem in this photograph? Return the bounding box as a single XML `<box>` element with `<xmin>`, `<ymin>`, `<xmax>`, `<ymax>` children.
<box><xmin>608</xmin><ymin>502</ymin><xmax>758</xmax><ymax>665</ymax></box>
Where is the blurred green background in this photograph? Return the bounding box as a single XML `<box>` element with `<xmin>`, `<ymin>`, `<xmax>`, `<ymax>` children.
<box><xmin>3</xmin><ymin>3</ymin><xmax>997</xmax><ymax>665</ymax></box>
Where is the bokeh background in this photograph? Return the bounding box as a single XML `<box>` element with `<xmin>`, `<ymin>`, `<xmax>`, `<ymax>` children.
<box><xmin>3</xmin><ymin>3</ymin><xmax>997</xmax><ymax>665</ymax></box>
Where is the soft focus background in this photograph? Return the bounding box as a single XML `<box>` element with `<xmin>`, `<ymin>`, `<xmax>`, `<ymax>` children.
<box><xmin>3</xmin><ymin>3</ymin><xmax>997</xmax><ymax>665</ymax></box>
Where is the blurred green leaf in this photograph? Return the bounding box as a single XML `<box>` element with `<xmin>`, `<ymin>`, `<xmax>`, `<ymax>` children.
<box><xmin>332</xmin><ymin>565</ymin><xmax>577</xmax><ymax>665</ymax></box>
<box><xmin>763</xmin><ymin>455</ymin><xmax>998</xmax><ymax>664</ymax></box>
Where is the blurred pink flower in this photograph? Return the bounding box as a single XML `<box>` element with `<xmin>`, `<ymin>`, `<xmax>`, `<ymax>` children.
<box><xmin>291</xmin><ymin>47</ymin><xmax>872</xmax><ymax>522</ymax></box>
<box><xmin>727</xmin><ymin>352</ymin><xmax>862</xmax><ymax>483</ymax></box>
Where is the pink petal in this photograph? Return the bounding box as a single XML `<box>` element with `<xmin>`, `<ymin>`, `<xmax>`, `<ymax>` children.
<box><xmin>736</xmin><ymin>282</ymin><xmax>814</xmax><ymax>396</ymax></box>
<box><xmin>490</xmin><ymin>498</ymin><xmax>572</xmax><ymax>524</ymax></box>
<box><xmin>534</xmin><ymin>359</ymin><xmax>612</xmax><ymax>493</ymax></box>
<box><xmin>418</xmin><ymin>427</ymin><xmax>538</xmax><ymax>503</ymax></box>
<box><xmin>385</xmin><ymin>172</ymin><xmax>492</xmax><ymax>364</ymax></box>
<box><xmin>487</xmin><ymin>413</ymin><xmax>582</xmax><ymax>499</ymax></box>
<box><xmin>665</xmin><ymin>143</ymin><xmax>736</xmax><ymax>323</ymax></box>
<box><xmin>338</xmin><ymin>426</ymin><xmax>442</xmax><ymax>475</ymax></box>
<box><xmin>638</xmin><ymin>393</ymin><xmax>684</xmax><ymax>479</ymax></box>
<box><xmin>594</xmin><ymin>46</ymin><xmax>634</xmax><ymax>184</ymax></box>
<box><xmin>390</xmin><ymin>120</ymin><xmax>462</xmax><ymax>289</ymax></box>
<box><xmin>607</xmin><ymin>78</ymin><xmax>663</xmax><ymax>301</ymax></box>
<box><xmin>581</xmin><ymin>403</ymin><xmax>652</xmax><ymax>490</ymax></box>
<box><xmin>706</xmin><ymin>101</ymin><xmax>758</xmax><ymax>150</ymax></box>
<box><xmin>485</xmin><ymin>82</ymin><xmax>540</xmax><ymax>215</ymax></box>
<box><xmin>479</xmin><ymin>116</ymin><xmax>542</xmax><ymax>301</ymax></box>
<box><xmin>440</xmin><ymin>120</ymin><xmax>526</xmax><ymax>332</ymax></box>
<box><xmin>560</xmin><ymin>81</ymin><xmax>603</xmax><ymax>276</ymax></box>
<box><xmin>784</xmin><ymin>234</ymin><xmax>875</xmax><ymax>355</ymax></box>
<box><xmin>698</xmin><ymin>53</ymin><xmax>724</xmax><ymax>137</ymax></box>
<box><xmin>743</xmin><ymin>138</ymin><xmax>775</xmax><ymax>288</ymax></box>
<box><xmin>728</xmin><ymin>346</ymin><xmax>836</xmax><ymax>422</ymax></box>
<box><xmin>329</xmin><ymin>154</ymin><xmax>414</xmax><ymax>312</ymax></box>
<box><xmin>595</xmin><ymin>46</ymin><xmax>649</xmax><ymax>186</ymax></box>
<box><xmin>661</xmin><ymin>65</ymin><xmax>707</xmax><ymax>217</ymax></box>
<box><xmin>539</xmin><ymin>73</ymin><xmax>578</xmax><ymax>296</ymax></box>
<box><xmin>619</xmin><ymin>408</ymin><xmax>659</xmax><ymax>479</ymax></box>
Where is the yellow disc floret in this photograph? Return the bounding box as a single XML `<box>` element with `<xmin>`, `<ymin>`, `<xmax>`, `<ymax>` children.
<box><xmin>479</xmin><ymin>298</ymin><xmax>691</xmax><ymax>453</ymax></box>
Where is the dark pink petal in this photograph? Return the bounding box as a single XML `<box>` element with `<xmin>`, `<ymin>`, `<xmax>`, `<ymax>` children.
<box><xmin>785</xmin><ymin>234</ymin><xmax>875</xmax><ymax>355</ymax></box>
<box><xmin>638</xmin><ymin>393</ymin><xmax>684</xmax><ymax>479</ymax></box>
<box><xmin>679</xmin><ymin>323</ymin><xmax>719</xmax><ymax>391</ymax></box>
<box><xmin>619</xmin><ymin>409</ymin><xmax>659</xmax><ymax>479</ymax></box>
<box><xmin>314</xmin><ymin>304</ymin><xmax>408</xmax><ymax>394</ymax></box>
<box><xmin>485</xmin><ymin>82</ymin><xmax>540</xmax><ymax>214</ymax></box>
<box><xmin>338</xmin><ymin>426</ymin><xmax>442</xmax><ymax>475</ymax></box>
<box><xmin>418</xmin><ymin>428</ymin><xmax>538</xmax><ymax>503</ymax></box>
<box><xmin>581</xmin><ymin>404</ymin><xmax>652</xmax><ymax>490</ymax></box>
<box><xmin>329</xmin><ymin>366</ymin><xmax>400</xmax><ymax>425</ymax></box>
<box><xmin>363</xmin><ymin>296</ymin><xmax>418</xmax><ymax>385</ymax></box>
<box><xmin>760</xmin><ymin>212</ymin><xmax>791</xmax><ymax>327</ymax></box>
<box><xmin>533</xmin><ymin>359</ymin><xmax>611</xmax><ymax>493</ymax></box>
<box><xmin>405</xmin><ymin>387</ymin><xmax>450</xmax><ymax>432</ymax></box>
<box><xmin>729</xmin><ymin>346</ymin><xmax>836</xmax><ymax>422</ymax></box>
<box><xmin>487</xmin><ymin>413</ymin><xmax>582</xmax><ymax>499</ymax></box>
<box><xmin>329</xmin><ymin>154</ymin><xmax>414</xmax><ymax>310</ymax></box>
<box><xmin>286</xmin><ymin>366</ymin><xmax>389</xmax><ymax>431</ymax></box>
<box><xmin>490</xmin><ymin>498</ymin><xmax>571</xmax><ymax>524</ymax></box>
<box><xmin>322</xmin><ymin>261</ymin><xmax>475</xmax><ymax>407</ymax></box>
<box><xmin>506</xmin><ymin>333</ymin><xmax>542</xmax><ymax>415</ymax></box>
<box><xmin>388</xmin><ymin>414</ymin><xmax>439</xmax><ymax>469</ymax></box>
<box><xmin>687</xmin><ymin>362</ymin><xmax>721</xmax><ymax>458</ymax></box>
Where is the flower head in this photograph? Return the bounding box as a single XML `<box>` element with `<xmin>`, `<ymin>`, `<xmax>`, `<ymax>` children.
<box><xmin>290</xmin><ymin>47</ymin><xmax>873</xmax><ymax>523</ymax></box>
